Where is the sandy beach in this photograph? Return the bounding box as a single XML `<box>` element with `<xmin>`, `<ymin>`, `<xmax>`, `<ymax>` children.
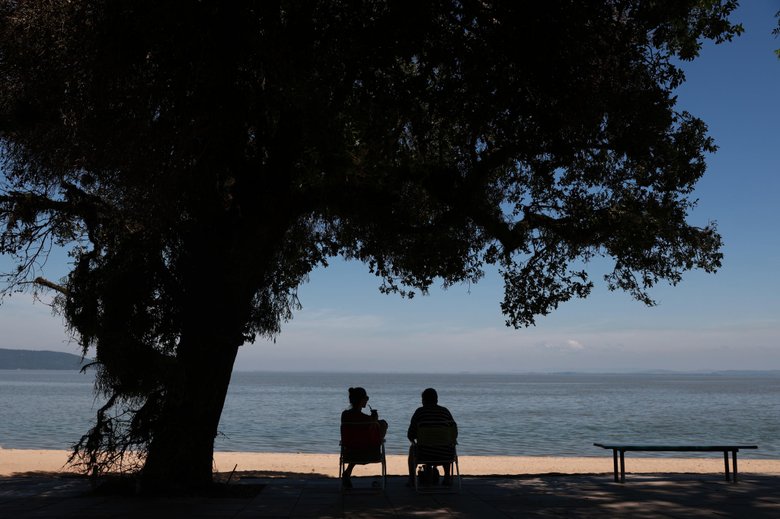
<box><xmin>2</xmin><ymin>448</ymin><xmax>779</xmax><ymax>478</ymax></box>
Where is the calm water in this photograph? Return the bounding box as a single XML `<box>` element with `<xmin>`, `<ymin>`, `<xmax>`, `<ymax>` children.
<box><xmin>1</xmin><ymin>370</ymin><xmax>778</xmax><ymax>458</ymax></box>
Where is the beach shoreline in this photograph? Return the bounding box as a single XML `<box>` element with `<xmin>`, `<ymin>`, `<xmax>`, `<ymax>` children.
<box><xmin>2</xmin><ymin>448</ymin><xmax>780</xmax><ymax>478</ymax></box>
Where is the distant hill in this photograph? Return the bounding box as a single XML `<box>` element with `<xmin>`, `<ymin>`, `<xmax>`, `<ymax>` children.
<box><xmin>0</xmin><ymin>348</ymin><xmax>88</xmax><ymax>370</ymax></box>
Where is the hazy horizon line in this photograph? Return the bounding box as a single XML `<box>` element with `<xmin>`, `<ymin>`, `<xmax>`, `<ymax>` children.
<box><xmin>231</xmin><ymin>369</ymin><xmax>780</xmax><ymax>376</ymax></box>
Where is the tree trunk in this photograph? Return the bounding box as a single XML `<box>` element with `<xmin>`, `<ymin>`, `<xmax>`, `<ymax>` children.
<box><xmin>139</xmin><ymin>329</ymin><xmax>240</xmax><ymax>490</ymax></box>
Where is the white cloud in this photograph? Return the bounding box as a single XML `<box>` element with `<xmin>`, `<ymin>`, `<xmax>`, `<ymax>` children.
<box><xmin>539</xmin><ymin>339</ymin><xmax>585</xmax><ymax>352</ymax></box>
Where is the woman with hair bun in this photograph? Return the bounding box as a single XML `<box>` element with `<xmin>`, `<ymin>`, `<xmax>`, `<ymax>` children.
<box><xmin>340</xmin><ymin>387</ymin><xmax>388</xmax><ymax>488</ymax></box>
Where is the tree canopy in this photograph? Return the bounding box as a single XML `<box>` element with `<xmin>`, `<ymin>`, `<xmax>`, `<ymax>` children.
<box><xmin>0</xmin><ymin>1</ymin><xmax>739</xmax><ymax>489</ymax></box>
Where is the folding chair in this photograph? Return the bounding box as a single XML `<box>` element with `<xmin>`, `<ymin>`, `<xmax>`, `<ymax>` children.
<box><xmin>412</xmin><ymin>421</ymin><xmax>460</xmax><ymax>493</ymax></box>
<box><xmin>339</xmin><ymin>421</ymin><xmax>386</xmax><ymax>490</ymax></box>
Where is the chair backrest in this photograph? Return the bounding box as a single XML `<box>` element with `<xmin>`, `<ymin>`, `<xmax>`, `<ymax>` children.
<box><xmin>341</xmin><ymin>421</ymin><xmax>382</xmax><ymax>450</ymax></box>
<box><xmin>415</xmin><ymin>421</ymin><xmax>457</xmax><ymax>464</ymax></box>
<box><xmin>417</xmin><ymin>422</ymin><xmax>457</xmax><ymax>447</ymax></box>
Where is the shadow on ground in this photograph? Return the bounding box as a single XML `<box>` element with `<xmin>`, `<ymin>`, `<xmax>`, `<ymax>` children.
<box><xmin>1</xmin><ymin>472</ymin><xmax>779</xmax><ymax>518</ymax></box>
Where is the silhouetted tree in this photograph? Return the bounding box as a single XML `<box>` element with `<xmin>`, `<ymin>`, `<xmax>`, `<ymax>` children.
<box><xmin>0</xmin><ymin>1</ymin><xmax>740</xmax><ymax>490</ymax></box>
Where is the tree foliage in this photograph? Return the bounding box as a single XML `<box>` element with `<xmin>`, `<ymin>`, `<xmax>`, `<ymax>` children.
<box><xmin>775</xmin><ymin>9</ymin><xmax>780</xmax><ymax>58</ymax></box>
<box><xmin>0</xmin><ymin>1</ymin><xmax>739</xmax><ymax>488</ymax></box>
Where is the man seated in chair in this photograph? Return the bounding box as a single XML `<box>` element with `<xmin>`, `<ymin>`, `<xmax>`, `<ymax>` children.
<box><xmin>407</xmin><ymin>387</ymin><xmax>458</xmax><ymax>487</ymax></box>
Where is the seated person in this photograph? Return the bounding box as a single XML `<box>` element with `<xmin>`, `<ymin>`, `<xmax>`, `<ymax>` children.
<box><xmin>340</xmin><ymin>386</ymin><xmax>388</xmax><ymax>488</ymax></box>
<box><xmin>407</xmin><ymin>387</ymin><xmax>458</xmax><ymax>486</ymax></box>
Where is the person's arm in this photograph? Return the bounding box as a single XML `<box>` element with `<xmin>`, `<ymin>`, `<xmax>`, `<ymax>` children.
<box><xmin>446</xmin><ymin>408</ymin><xmax>458</xmax><ymax>439</ymax></box>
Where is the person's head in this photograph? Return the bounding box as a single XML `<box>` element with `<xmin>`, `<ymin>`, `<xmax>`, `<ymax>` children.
<box><xmin>421</xmin><ymin>387</ymin><xmax>438</xmax><ymax>406</ymax></box>
<box><xmin>348</xmin><ymin>387</ymin><xmax>369</xmax><ymax>408</ymax></box>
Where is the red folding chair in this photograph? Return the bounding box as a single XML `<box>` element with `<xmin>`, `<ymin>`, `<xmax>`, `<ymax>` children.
<box><xmin>339</xmin><ymin>422</ymin><xmax>386</xmax><ymax>490</ymax></box>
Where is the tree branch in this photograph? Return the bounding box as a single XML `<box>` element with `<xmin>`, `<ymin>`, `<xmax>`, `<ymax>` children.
<box><xmin>34</xmin><ymin>276</ymin><xmax>69</xmax><ymax>295</ymax></box>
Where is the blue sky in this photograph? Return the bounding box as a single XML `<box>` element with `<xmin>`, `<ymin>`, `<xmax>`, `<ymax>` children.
<box><xmin>1</xmin><ymin>2</ymin><xmax>778</xmax><ymax>373</ymax></box>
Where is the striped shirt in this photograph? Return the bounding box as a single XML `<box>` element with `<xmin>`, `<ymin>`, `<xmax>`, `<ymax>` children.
<box><xmin>407</xmin><ymin>404</ymin><xmax>458</xmax><ymax>462</ymax></box>
<box><xmin>407</xmin><ymin>404</ymin><xmax>457</xmax><ymax>441</ymax></box>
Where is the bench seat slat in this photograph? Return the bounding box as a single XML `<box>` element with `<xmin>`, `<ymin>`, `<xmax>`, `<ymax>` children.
<box><xmin>594</xmin><ymin>444</ymin><xmax>757</xmax><ymax>451</ymax></box>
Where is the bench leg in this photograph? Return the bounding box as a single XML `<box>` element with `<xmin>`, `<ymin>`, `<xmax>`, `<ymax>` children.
<box><xmin>612</xmin><ymin>449</ymin><xmax>619</xmax><ymax>482</ymax></box>
<box><xmin>732</xmin><ymin>451</ymin><xmax>739</xmax><ymax>483</ymax></box>
<box><xmin>724</xmin><ymin>451</ymin><xmax>730</xmax><ymax>482</ymax></box>
<box><xmin>619</xmin><ymin>450</ymin><xmax>626</xmax><ymax>483</ymax></box>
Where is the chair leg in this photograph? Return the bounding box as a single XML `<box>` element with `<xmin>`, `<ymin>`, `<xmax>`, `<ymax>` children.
<box><xmin>443</xmin><ymin>461</ymin><xmax>459</xmax><ymax>492</ymax></box>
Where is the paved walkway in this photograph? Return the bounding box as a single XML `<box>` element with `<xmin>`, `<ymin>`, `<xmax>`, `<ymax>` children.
<box><xmin>2</xmin><ymin>472</ymin><xmax>779</xmax><ymax>518</ymax></box>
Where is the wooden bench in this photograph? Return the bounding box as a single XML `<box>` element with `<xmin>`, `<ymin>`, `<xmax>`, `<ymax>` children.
<box><xmin>593</xmin><ymin>443</ymin><xmax>758</xmax><ymax>483</ymax></box>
